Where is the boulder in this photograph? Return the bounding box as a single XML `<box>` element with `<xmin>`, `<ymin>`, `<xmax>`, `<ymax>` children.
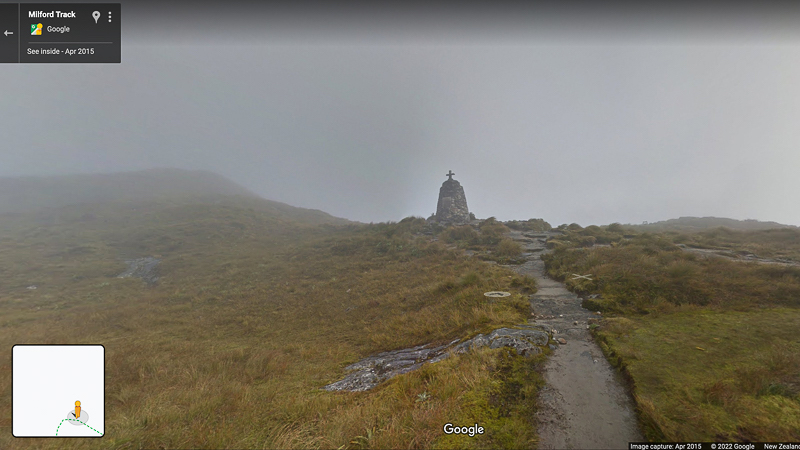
<box><xmin>324</xmin><ymin>327</ymin><xmax>551</xmax><ymax>391</ymax></box>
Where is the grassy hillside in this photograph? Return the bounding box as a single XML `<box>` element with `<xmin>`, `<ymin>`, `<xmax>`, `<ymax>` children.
<box><xmin>0</xmin><ymin>193</ymin><xmax>542</xmax><ymax>448</ymax></box>
<box><xmin>674</xmin><ymin>226</ymin><xmax>800</xmax><ymax>262</ymax></box>
<box><xmin>542</xmin><ymin>226</ymin><xmax>800</xmax><ymax>441</ymax></box>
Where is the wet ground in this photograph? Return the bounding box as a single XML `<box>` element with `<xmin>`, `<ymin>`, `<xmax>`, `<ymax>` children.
<box><xmin>504</xmin><ymin>230</ymin><xmax>643</xmax><ymax>449</ymax></box>
<box><xmin>323</xmin><ymin>230</ymin><xmax>644</xmax><ymax>447</ymax></box>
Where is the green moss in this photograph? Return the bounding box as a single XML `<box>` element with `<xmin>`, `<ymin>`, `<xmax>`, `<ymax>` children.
<box><xmin>594</xmin><ymin>309</ymin><xmax>800</xmax><ymax>441</ymax></box>
<box><xmin>435</xmin><ymin>348</ymin><xmax>545</xmax><ymax>449</ymax></box>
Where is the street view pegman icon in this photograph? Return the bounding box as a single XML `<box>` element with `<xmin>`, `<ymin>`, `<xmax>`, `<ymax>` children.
<box><xmin>65</xmin><ymin>398</ymin><xmax>91</xmax><ymax>428</ymax></box>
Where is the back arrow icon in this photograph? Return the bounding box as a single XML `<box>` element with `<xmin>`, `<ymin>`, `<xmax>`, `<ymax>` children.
<box><xmin>3</xmin><ymin>30</ymin><xmax>13</xmax><ymax>36</ymax></box>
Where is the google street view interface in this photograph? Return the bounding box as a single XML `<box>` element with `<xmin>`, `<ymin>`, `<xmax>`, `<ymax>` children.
<box><xmin>4</xmin><ymin>1</ymin><xmax>800</xmax><ymax>448</ymax></box>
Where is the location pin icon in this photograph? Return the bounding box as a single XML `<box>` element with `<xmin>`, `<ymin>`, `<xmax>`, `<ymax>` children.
<box><xmin>92</xmin><ymin>11</ymin><xmax>100</xmax><ymax>24</ymax></box>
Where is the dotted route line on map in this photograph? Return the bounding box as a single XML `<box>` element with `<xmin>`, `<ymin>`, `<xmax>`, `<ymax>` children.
<box><xmin>55</xmin><ymin>418</ymin><xmax>103</xmax><ymax>436</ymax></box>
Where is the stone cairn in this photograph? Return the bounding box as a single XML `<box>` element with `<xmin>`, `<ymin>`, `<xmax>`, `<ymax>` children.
<box><xmin>435</xmin><ymin>170</ymin><xmax>470</xmax><ymax>223</ymax></box>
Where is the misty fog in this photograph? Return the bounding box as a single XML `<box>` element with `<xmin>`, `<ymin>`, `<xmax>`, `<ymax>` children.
<box><xmin>2</xmin><ymin>2</ymin><xmax>800</xmax><ymax>226</ymax></box>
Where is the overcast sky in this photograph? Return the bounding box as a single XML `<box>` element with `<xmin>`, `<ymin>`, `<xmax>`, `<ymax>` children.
<box><xmin>3</xmin><ymin>2</ymin><xmax>800</xmax><ymax>226</ymax></box>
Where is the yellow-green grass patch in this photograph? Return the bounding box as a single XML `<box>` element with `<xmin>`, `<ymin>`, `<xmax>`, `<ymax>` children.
<box><xmin>596</xmin><ymin>308</ymin><xmax>800</xmax><ymax>441</ymax></box>
<box><xmin>0</xmin><ymin>199</ymin><xmax>540</xmax><ymax>448</ymax></box>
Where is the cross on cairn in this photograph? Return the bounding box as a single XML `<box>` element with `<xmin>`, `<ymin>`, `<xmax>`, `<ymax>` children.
<box><xmin>446</xmin><ymin>170</ymin><xmax>455</xmax><ymax>180</ymax></box>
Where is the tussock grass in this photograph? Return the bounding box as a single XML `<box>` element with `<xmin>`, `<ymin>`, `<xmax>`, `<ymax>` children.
<box><xmin>0</xmin><ymin>199</ymin><xmax>538</xmax><ymax>449</ymax></box>
<box><xmin>545</xmin><ymin>225</ymin><xmax>800</xmax><ymax>441</ymax></box>
<box><xmin>504</xmin><ymin>218</ymin><xmax>552</xmax><ymax>232</ymax></box>
<box><xmin>544</xmin><ymin>233</ymin><xmax>800</xmax><ymax>314</ymax></box>
<box><xmin>440</xmin><ymin>219</ymin><xmax>528</xmax><ymax>265</ymax></box>
<box><xmin>495</xmin><ymin>239</ymin><xmax>523</xmax><ymax>259</ymax></box>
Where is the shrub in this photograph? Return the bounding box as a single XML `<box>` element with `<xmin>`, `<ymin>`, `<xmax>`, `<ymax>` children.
<box><xmin>443</xmin><ymin>225</ymin><xmax>478</xmax><ymax>243</ymax></box>
<box><xmin>479</xmin><ymin>220</ymin><xmax>510</xmax><ymax>246</ymax></box>
<box><xmin>505</xmin><ymin>218</ymin><xmax>552</xmax><ymax>232</ymax></box>
<box><xmin>582</xmin><ymin>225</ymin><xmax>602</xmax><ymax>235</ymax></box>
<box><xmin>546</xmin><ymin>239</ymin><xmax>569</xmax><ymax>250</ymax></box>
<box><xmin>510</xmin><ymin>275</ymin><xmax>537</xmax><ymax>294</ymax></box>
<box><xmin>506</xmin><ymin>295</ymin><xmax>531</xmax><ymax>316</ymax></box>
<box><xmin>607</xmin><ymin>223</ymin><xmax>625</xmax><ymax>233</ymax></box>
<box><xmin>577</xmin><ymin>236</ymin><xmax>597</xmax><ymax>247</ymax></box>
<box><xmin>496</xmin><ymin>239</ymin><xmax>523</xmax><ymax>258</ymax></box>
<box><xmin>459</xmin><ymin>271</ymin><xmax>482</xmax><ymax>287</ymax></box>
<box><xmin>582</xmin><ymin>295</ymin><xmax>618</xmax><ymax>313</ymax></box>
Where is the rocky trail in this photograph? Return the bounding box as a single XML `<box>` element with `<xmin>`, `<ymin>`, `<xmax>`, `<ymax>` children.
<box><xmin>323</xmin><ymin>229</ymin><xmax>644</xmax><ymax>448</ymax></box>
<box><xmin>505</xmin><ymin>230</ymin><xmax>643</xmax><ymax>449</ymax></box>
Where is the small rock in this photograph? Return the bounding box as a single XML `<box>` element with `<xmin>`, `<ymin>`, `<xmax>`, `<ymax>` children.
<box><xmin>593</xmin><ymin>359</ymin><xmax>598</xmax><ymax>363</ymax></box>
<box><xmin>559</xmin><ymin>314</ymin><xmax>564</xmax><ymax>318</ymax></box>
<box><xmin>573</xmin><ymin>321</ymin><xmax>578</xmax><ymax>325</ymax></box>
<box><xmin>557</xmin><ymin>338</ymin><xmax>567</xmax><ymax>344</ymax></box>
<box><xmin>26</xmin><ymin>285</ymin><xmax>37</xmax><ymax>290</ymax></box>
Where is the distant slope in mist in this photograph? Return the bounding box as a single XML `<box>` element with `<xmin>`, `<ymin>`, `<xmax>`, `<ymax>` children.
<box><xmin>0</xmin><ymin>169</ymin><xmax>257</xmax><ymax>213</ymax></box>
<box><xmin>0</xmin><ymin>168</ymin><xmax>350</xmax><ymax>225</ymax></box>
<box><xmin>628</xmin><ymin>216</ymin><xmax>797</xmax><ymax>232</ymax></box>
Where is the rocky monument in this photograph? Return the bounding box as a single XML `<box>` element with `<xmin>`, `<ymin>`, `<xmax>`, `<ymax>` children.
<box><xmin>435</xmin><ymin>170</ymin><xmax>470</xmax><ymax>223</ymax></box>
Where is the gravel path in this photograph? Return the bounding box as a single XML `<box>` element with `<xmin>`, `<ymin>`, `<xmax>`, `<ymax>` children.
<box><xmin>504</xmin><ymin>231</ymin><xmax>643</xmax><ymax>449</ymax></box>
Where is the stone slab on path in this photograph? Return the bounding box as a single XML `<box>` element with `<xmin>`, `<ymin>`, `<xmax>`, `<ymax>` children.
<box><xmin>323</xmin><ymin>327</ymin><xmax>552</xmax><ymax>392</ymax></box>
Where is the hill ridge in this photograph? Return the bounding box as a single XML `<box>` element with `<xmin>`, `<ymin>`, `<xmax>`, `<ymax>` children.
<box><xmin>627</xmin><ymin>216</ymin><xmax>797</xmax><ymax>231</ymax></box>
